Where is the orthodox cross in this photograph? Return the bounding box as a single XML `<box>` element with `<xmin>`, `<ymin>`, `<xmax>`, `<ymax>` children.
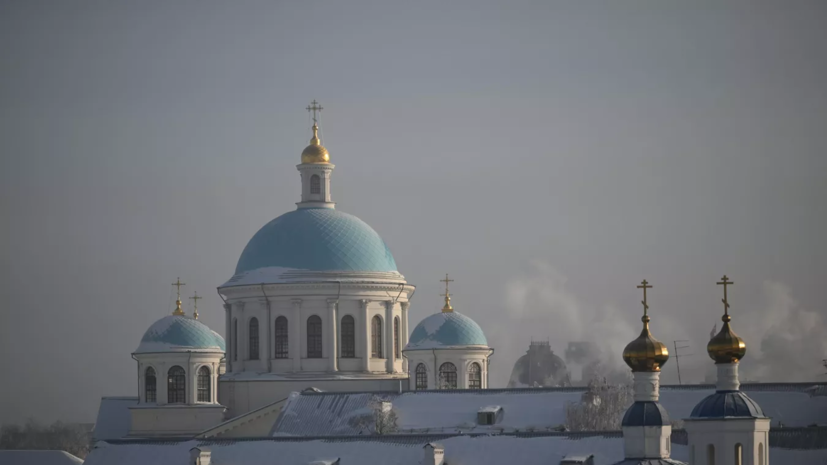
<box><xmin>306</xmin><ymin>100</ymin><xmax>323</xmax><ymax>124</ymax></box>
<box><xmin>440</xmin><ymin>273</ymin><xmax>454</xmax><ymax>298</ymax></box>
<box><xmin>717</xmin><ymin>275</ymin><xmax>734</xmax><ymax>315</ymax></box>
<box><xmin>637</xmin><ymin>279</ymin><xmax>653</xmax><ymax>316</ymax></box>
<box><xmin>190</xmin><ymin>291</ymin><xmax>202</xmax><ymax>319</ymax></box>
<box><xmin>172</xmin><ymin>277</ymin><xmax>186</xmax><ymax>300</ymax></box>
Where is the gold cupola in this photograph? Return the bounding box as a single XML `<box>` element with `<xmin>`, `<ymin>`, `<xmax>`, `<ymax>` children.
<box><xmin>707</xmin><ymin>275</ymin><xmax>746</xmax><ymax>364</ymax></box>
<box><xmin>301</xmin><ymin>123</ymin><xmax>330</xmax><ymax>164</ymax></box>
<box><xmin>622</xmin><ymin>280</ymin><xmax>669</xmax><ymax>372</ymax></box>
<box><xmin>301</xmin><ymin>100</ymin><xmax>330</xmax><ymax>164</ymax></box>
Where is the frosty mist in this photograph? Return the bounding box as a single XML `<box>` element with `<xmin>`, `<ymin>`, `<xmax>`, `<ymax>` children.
<box><xmin>487</xmin><ymin>261</ymin><xmax>826</xmax><ymax>387</ymax></box>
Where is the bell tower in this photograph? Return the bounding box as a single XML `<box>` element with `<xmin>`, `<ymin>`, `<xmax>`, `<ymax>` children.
<box><xmin>297</xmin><ymin>100</ymin><xmax>335</xmax><ymax>209</ymax></box>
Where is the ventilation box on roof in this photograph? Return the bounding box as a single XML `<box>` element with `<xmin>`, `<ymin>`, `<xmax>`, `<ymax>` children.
<box><xmin>423</xmin><ymin>443</ymin><xmax>444</xmax><ymax>465</ymax></box>
<box><xmin>477</xmin><ymin>405</ymin><xmax>504</xmax><ymax>425</ymax></box>
<box><xmin>190</xmin><ymin>447</ymin><xmax>211</xmax><ymax>465</ymax></box>
<box><xmin>309</xmin><ymin>459</ymin><xmax>340</xmax><ymax>465</ymax></box>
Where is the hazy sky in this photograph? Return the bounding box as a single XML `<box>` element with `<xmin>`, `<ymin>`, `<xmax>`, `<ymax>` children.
<box><xmin>1</xmin><ymin>1</ymin><xmax>825</xmax><ymax>424</ymax></box>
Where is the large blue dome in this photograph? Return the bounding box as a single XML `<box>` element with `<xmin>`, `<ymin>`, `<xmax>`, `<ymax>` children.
<box><xmin>405</xmin><ymin>311</ymin><xmax>488</xmax><ymax>350</ymax></box>
<box><xmin>135</xmin><ymin>315</ymin><xmax>225</xmax><ymax>354</ymax></box>
<box><xmin>235</xmin><ymin>208</ymin><xmax>398</xmax><ymax>274</ymax></box>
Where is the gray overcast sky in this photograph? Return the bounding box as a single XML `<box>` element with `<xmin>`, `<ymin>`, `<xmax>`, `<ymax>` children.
<box><xmin>1</xmin><ymin>1</ymin><xmax>825</xmax><ymax>424</ymax></box>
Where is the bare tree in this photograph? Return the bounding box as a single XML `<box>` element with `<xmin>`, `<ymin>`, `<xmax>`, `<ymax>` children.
<box><xmin>346</xmin><ymin>396</ymin><xmax>398</xmax><ymax>435</ymax></box>
<box><xmin>564</xmin><ymin>379</ymin><xmax>633</xmax><ymax>431</ymax></box>
<box><xmin>0</xmin><ymin>420</ymin><xmax>90</xmax><ymax>458</ymax></box>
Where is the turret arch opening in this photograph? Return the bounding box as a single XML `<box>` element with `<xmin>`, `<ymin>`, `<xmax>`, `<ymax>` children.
<box><xmin>307</xmin><ymin>315</ymin><xmax>323</xmax><ymax>358</ymax></box>
<box><xmin>275</xmin><ymin>316</ymin><xmax>289</xmax><ymax>359</ymax></box>
<box><xmin>371</xmin><ymin>315</ymin><xmax>383</xmax><ymax>359</ymax></box>
<box><xmin>167</xmin><ymin>366</ymin><xmax>186</xmax><ymax>404</ymax></box>
<box><xmin>439</xmin><ymin>362</ymin><xmax>457</xmax><ymax>389</ymax></box>
<box><xmin>341</xmin><ymin>315</ymin><xmax>355</xmax><ymax>358</ymax></box>
<box><xmin>144</xmin><ymin>367</ymin><xmax>156</xmax><ymax>403</ymax></box>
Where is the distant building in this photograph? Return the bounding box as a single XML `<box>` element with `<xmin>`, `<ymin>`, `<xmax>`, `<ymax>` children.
<box><xmin>507</xmin><ymin>341</ymin><xmax>570</xmax><ymax>388</ymax></box>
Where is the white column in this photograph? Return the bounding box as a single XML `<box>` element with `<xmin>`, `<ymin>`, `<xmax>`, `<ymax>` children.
<box><xmin>224</xmin><ymin>303</ymin><xmax>232</xmax><ymax>372</ymax></box>
<box><xmin>188</xmin><ymin>362</ymin><xmax>196</xmax><ymax>405</ymax></box>
<box><xmin>361</xmin><ymin>299</ymin><xmax>371</xmax><ymax>372</ymax></box>
<box><xmin>328</xmin><ymin>299</ymin><xmax>338</xmax><ymax>372</ymax></box>
<box><xmin>291</xmin><ymin>299</ymin><xmax>302</xmax><ymax>372</ymax></box>
<box><xmin>157</xmin><ymin>362</ymin><xmax>168</xmax><ymax>405</ymax></box>
<box><xmin>716</xmin><ymin>362</ymin><xmax>740</xmax><ymax>391</ymax></box>
<box><xmin>259</xmin><ymin>300</ymin><xmax>269</xmax><ymax>371</ymax></box>
<box><xmin>233</xmin><ymin>302</ymin><xmax>245</xmax><ymax>373</ymax></box>
<box><xmin>385</xmin><ymin>301</ymin><xmax>394</xmax><ymax>373</ymax></box>
<box><xmin>323</xmin><ymin>170</ymin><xmax>332</xmax><ymax>203</ymax></box>
<box><xmin>215</xmin><ymin>360</ymin><xmax>221</xmax><ymax>404</ymax></box>
<box><xmin>633</xmin><ymin>371</ymin><xmax>660</xmax><ymax>402</ymax></box>
<box><xmin>400</xmin><ymin>302</ymin><xmax>409</xmax><ymax>373</ymax></box>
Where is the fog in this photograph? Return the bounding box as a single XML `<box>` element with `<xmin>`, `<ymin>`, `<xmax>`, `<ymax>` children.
<box><xmin>1</xmin><ymin>1</ymin><xmax>825</xmax><ymax>424</ymax></box>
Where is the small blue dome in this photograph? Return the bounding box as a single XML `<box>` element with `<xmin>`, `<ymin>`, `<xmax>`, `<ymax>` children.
<box><xmin>622</xmin><ymin>401</ymin><xmax>671</xmax><ymax>427</ymax></box>
<box><xmin>690</xmin><ymin>391</ymin><xmax>766</xmax><ymax>419</ymax></box>
<box><xmin>135</xmin><ymin>315</ymin><xmax>225</xmax><ymax>354</ymax></box>
<box><xmin>406</xmin><ymin>312</ymin><xmax>488</xmax><ymax>350</ymax></box>
<box><xmin>235</xmin><ymin>208</ymin><xmax>398</xmax><ymax>274</ymax></box>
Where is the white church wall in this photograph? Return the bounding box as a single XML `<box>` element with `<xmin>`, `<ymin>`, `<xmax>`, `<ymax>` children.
<box><xmin>128</xmin><ymin>404</ymin><xmax>226</xmax><ymax>438</ymax></box>
<box><xmin>135</xmin><ymin>352</ymin><xmax>223</xmax><ymax>406</ymax></box>
<box><xmin>218</xmin><ymin>377</ymin><xmax>408</xmax><ymax>419</ymax></box>
<box><xmin>405</xmin><ymin>348</ymin><xmax>491</xmax><ymax>390</ymax></box>
<box><xmin>221</xmin><ymin>283</ymin><xmax>411</xmax><ymax>376</ymax></box>
<box><xmin>684</xmin><ymin>418</ymin><xmax>770</xmax><ymax>465</ymax></box>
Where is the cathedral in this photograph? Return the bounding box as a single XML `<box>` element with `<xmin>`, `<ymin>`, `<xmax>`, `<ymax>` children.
<box><xmin>85</xmin><ymin>103</ymin><xmax>827</xmax><ymax>464</ymax></box>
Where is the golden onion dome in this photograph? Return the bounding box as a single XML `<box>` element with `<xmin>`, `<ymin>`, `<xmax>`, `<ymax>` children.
<box><xmin>622</xmin><ymin>314</ymin><xmax>670</xmax><ymax>372</ymax></box>
<box><xmin>301</xmin><ymin>123</ymin><xmax>330</xmax><ymax>164</ymax></box>
<box><xmin>707</xmin><ymin>314</ymin><xmax>746</xmax><ymax>364</ymax></box>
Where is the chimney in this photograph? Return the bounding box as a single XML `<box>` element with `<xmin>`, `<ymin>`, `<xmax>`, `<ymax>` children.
<box><xmin>422</xmin><ymin>443</ymin><xmax>444</xmax><ymax>465</ymax></box>
<box><xmin>190</xmin><ymin>447</ymin><xmax>211</xmax><ymax>465</ymax></box>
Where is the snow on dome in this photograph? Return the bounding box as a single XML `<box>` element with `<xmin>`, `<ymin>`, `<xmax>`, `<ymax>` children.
<box><xmin>405</xmin><ymin>311</ymin><xmax>488</xmax><ymax>350</ymax></box>
<box><xmin>135</xmin><ymin>315</ymin><xmax>225</xmax><ymax>354</ymax></box>
<box><xmin>232</xmin><ymin>208</ymin><xmax>398</xmax><ymax>278</ymax></box>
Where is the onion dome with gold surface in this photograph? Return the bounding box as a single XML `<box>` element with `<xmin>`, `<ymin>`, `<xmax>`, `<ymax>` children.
<box><xmin>707</xmin><ymin>275</ymin><xmax>746</xmax><ymax>364</ymax></box>
<box><xmin>300</xmin><ymin>123</ymin><xmax>330</xmax><ymax>164</ymax></box>
<box><xmin>622</xmin><ymin>314</ymin><xmax>670</xmax><ymax>372</ymax></box>
<box><xmin>622</xmin><ymin>280</ymin><xmax>669</xmax><ymax>372</ymax></box>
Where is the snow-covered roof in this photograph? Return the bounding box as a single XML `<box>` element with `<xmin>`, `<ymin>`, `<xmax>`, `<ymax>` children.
<box><xmin>92</xmin><ymin>397</ymin><xmax>138</xmax><ymax>441</ymax></box>
<box><xmin>0</xmin><ymin>450</ymin><xmax>84</xmax><ymax>465</ymax></box>
<box><xmin>81</xmin><ymin>430</ymin><xmax>827</xmax><ymax>465</ymax></box>
<box><xmin>272</xmin><ymin>383</ymin><xmax>827</xmax><ymax>436</ymax></box>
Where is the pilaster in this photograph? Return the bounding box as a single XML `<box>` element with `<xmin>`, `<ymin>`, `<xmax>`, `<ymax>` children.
<box><xmin>361</xmin><ymin>299</ymin><xmax>371</xmax><ymax>372</ymax></box>
<box><xmin>328</xmin><ymin>299</ymin><xmax>339</xmax><ymax>372</ymax></box>
<box><xmin>259</xmin><ymin>299</ymin><xmax>269</xmax><ymax>371</ymax></box>
<box><xmin>223</xmin><ymin>303</ymin><xmax>232</xmax><ymax>372</ymax></box>
<box><xmin>385</xmin><ymin>301</ymin><xmax>394</xmax><ymax>373</ymax></box>
<box><xmin>400</xmin><ymin>302</ymin><xmax>409</xmax><ymax>372</ymax></box>
<box><xmin>291</xmin><ymin>299</ymin><xmax>302</xmax><ymax>372</ymax></box>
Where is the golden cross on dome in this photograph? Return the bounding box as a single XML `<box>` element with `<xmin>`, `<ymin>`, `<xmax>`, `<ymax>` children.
<box><xmin>172</xmin><ymin>277</ymin><xmax>186</xmax><ymax>300</ymax></box>
<box><xmin>637</xmin><ymin>279</ymin><xmax>653</xmax><ymax>316</ymax></box>
<box><xmin>306</xmin><ymin>100</ymin><xmax>323</xmax><ymax>124</ymax></box>
<box><xmin>189</xmin><ymin>291</ymin><xmax>202</xmax><ymax>319</ymax></box>
<box><xmin>440</xmin><ymin>273</ymin><xmax>454</xmax><ymax>313</ymax></box>
<box><xmin>440</xmin><ymin>273</ymin><xmax>454</xmax><ymax>297</ymax></box>
<box><xmin>717</xmin><ymin>275</ymin><xmax>734</xmax><ymax>315</ymax></box>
